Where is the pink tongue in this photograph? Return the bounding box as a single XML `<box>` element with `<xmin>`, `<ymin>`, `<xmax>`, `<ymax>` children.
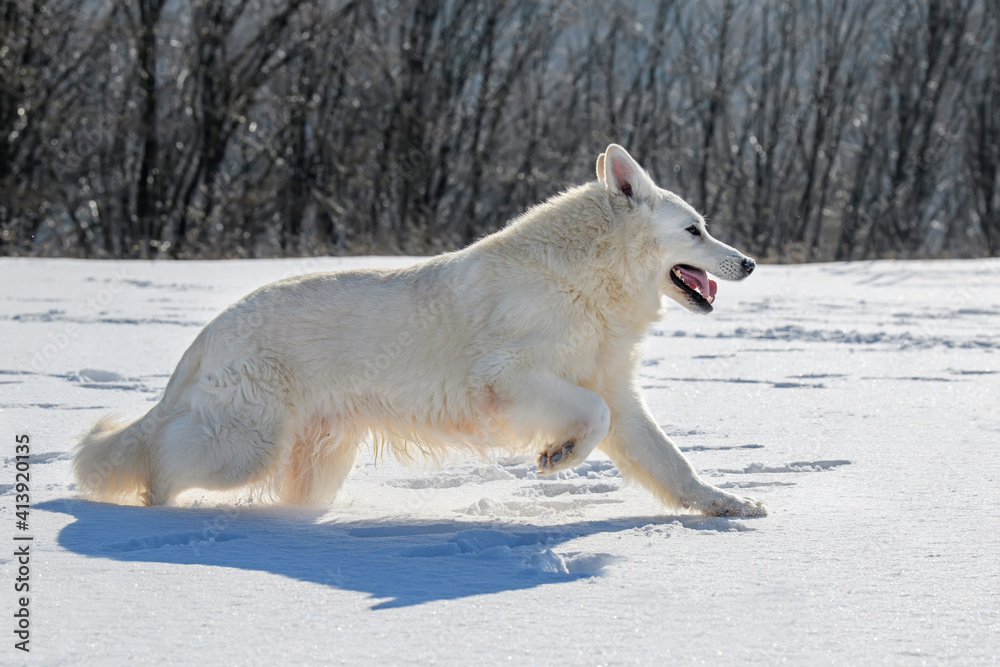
<box><xmin>678</xmin><ymin>266</ymin><xmax>714</xmax><ymax>298</ymax></box>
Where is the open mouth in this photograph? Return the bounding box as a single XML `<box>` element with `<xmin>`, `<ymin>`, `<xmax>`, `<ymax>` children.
<box><xmin>670</xmin><ymin>264</ymin><xmax>718</xmax><ymax>310</ymax></box>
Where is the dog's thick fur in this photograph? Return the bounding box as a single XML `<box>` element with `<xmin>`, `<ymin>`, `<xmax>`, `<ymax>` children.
<box><xmin>74</xmin><ymin>145</ymin><xmax>766</xmax><ymax>517</ymax></box>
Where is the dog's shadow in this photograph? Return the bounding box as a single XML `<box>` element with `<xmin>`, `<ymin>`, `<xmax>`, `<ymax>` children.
<box><xmin>38</xmin><ymin>498</ymin><xmax>745</xmax><ymax>609</ymax></box>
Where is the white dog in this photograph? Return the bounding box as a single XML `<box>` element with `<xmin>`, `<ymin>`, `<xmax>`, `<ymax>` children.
<box><xmin>74</xmin><ymin>144</ymin><xmax>766</xmax><ymax>517</ymax></box>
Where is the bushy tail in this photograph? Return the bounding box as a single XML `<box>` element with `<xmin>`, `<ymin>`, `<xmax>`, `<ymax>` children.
<box><xmin>73</xmin><ymin>414</ymin><xmax>152</xmax><ymax>503</ymax></box>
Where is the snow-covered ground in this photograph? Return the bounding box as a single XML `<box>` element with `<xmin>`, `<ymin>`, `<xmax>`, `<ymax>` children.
<box><xmin>2</xmin><ymin>256</ymin><xmax>998</xmax><ymax>665</ymax></box>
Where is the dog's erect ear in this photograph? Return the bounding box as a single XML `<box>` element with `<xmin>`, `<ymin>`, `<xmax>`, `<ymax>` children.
<box><xmin>602</xmin><ymin>144</ymin><xmax>652</xmax><ymax>201</ymax></box>
<box><xmin>596</xmin><ymin>152</ymin><xmax>607</xmax><ymax>185</ymax></box>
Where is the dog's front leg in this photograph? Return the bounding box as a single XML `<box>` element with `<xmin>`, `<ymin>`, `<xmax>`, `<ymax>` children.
<box><xmin>600</xmin><ymin>386</ymin><xmax>767</xmax><ymax>517</ymax></box>
<box><xmin>497</xmin><ymin>371</ymin><xmax>611</xmax><ymax>474</ymax></box>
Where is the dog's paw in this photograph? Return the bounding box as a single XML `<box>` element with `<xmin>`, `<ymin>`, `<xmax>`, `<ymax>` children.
<box><xmin>537</xmin><ymin>440</ymin><xmax>578</xmax><ymax>475</ymax></box>
<box><xmin>699</xmin><ymin>492</ymin><xmax>768</xmax><ymax>518</ymax></box>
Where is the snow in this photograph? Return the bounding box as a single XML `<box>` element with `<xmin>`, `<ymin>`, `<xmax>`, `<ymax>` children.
<box><xmin>2</xmin><ymin>256</ymin><xmax>999</xmax><ymax>665</ymax></box>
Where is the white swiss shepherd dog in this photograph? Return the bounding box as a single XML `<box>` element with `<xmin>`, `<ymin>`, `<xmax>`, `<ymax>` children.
<box><xmin>74</xmin><ymin>144</ymin><xmax>767</xmax><ymax>518</ymax></box>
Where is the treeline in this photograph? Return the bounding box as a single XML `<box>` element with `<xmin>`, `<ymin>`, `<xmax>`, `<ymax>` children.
<box><xmin>2</xmin><ymin>0</ymin><xmax>998</xmax><ymax>260</ymax></box>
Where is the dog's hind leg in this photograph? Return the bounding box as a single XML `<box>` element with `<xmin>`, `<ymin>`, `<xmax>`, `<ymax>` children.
<box><xmin>143</xmin><ymin>362</ymin><xmax>292</xmax><ymax>504</ymax></box>
<box><xmin>495</xmin><ymin>371</ymin><xmax>610</xmax><ymax>475</ymax></box>
<box><xmin>279</xmin><ymin>420</ymin><xmax>361</xmax><ymax>505</ymax></box>
<box><xmin>146</xmin><ymin>404</ymin><xmax>290</xmax><ymax>505</ymax></box>
<box><xmin>600</xmin><ymin>385</ymin><xmax>767</xmax><ymax>517</ymax></box>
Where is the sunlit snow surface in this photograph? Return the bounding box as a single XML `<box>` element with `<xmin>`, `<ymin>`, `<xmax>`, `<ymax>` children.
<box><xmin>2</xmin><ymin>256</ymin><xmax>998</xmax><ymax>664</ymax></box>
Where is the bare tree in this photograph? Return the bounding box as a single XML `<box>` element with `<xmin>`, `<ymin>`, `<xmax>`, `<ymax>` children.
<box><xmin>2</xmin><ymin>0</ymin><xmax>998</xmax><ymax>261</ymax></box>
<box><xmin>966</xmin><ymin>1</ymin><xmax>1000</xmax><ymax>254</ymax></box>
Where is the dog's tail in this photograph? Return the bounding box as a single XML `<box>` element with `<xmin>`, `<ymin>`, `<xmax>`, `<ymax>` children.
<box><xmin>72</xmin><ymin>413</ymin><xmax>154</xmax><ymax>503</ymax></box>
<box><xmin>74</xmin><ymin>332</ymin><xmax>205</xmax><ymax>504</ymax></box>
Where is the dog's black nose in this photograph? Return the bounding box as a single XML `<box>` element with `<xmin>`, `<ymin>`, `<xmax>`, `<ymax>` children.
<box><xmin>742</xmin><ymin>257</ymin><xmax>756</xmax><ymax>275</ymax></box>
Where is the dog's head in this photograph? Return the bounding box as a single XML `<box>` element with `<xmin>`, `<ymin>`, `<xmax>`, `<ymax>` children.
<box><xmin>596</xmin><ymin>144</ymin><xmax>755</xmax><ymax>314</ymax></box>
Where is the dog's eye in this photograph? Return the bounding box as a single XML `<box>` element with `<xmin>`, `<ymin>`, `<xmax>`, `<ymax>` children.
<box><xmin>686</xmin><ymin>225</ymin><xmax>701</xmax><ymax>237</ymax></box>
